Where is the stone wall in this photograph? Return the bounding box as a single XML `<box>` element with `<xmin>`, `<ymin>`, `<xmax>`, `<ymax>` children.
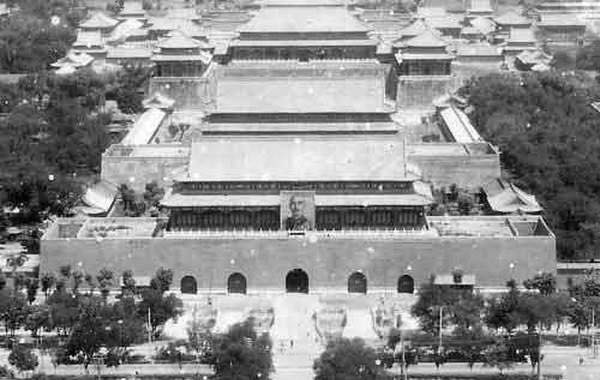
<box><xmin>148</xmin><ymin>65</ymin><xmax>218</xmax><ymax>111</ymax></box>
<box><xmin>396</xmin><ymin>75</ymin><xmax>460</xmax><ymax>109</ymax></box>
<box><xmin>41</xmin><ymin>233</ymin><xmax>555</xmax><ymax>293</ymax></box>
<box><xmin>408</xmin><ymin>144</ymin><xmax>501</xmax><ymax>190</ymax></box>
<box><xmin>101</xmin><ymin>145</ymin><xmax>190</xmax><ymax>192</ymax></box>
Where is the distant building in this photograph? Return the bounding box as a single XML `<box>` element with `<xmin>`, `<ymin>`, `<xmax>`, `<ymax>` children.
<box><xmin>537</xmin><ymin>14</ymin><xmax>586</xmax><ymax>44</ymax></box>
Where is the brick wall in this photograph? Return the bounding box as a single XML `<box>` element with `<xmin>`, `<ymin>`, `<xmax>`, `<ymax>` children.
<box><xmin>41</xmin><ymin>234</ymin><xmax>555</xmax><ymax>293</ymax></box>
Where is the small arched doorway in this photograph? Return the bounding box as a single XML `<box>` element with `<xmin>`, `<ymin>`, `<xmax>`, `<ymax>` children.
<box><xmin>397</xmin><ymin>275</ymin><xmax>414</xmax><ymax>294</ymax></box>
<box><xmin>348</xmin><ymin>272</ymin><xmax>367</xmax><ymax>294</ymax></box>
<box><xmin>227</xmin><ymin>272</ymin><xmax>247</xmax><ymax>294</ymax></box>
<box><xmin>181</xmin><ymin>276</ymin><xmax>198</xmax><ymax>294</ymax></box>
<box><xmin>285</xmin><ymin>269</ymin><xmax>309</xmax><ymax>294</ymax></box>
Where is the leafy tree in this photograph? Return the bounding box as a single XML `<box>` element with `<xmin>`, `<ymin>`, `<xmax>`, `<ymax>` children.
<box><xmin>96</xmin><ymin>268</ymin><xmax>114</xmax><ymax>300</ymax></box>
<box><xmin>212</xmin><ymin>319</ymin><xmax>273</xmax><ymax>380</ymax></box>
<box><xmin>483</xmin><ymin>340</ymin><xmax>513</xmax><ymax>375</ymax></box>
<box><xmin>47</xmin><ymin>287</ymin><xmax>79</xmax><ymax>336</ymax></box>
<box><xmin>412</xmin><ymin>276</ymin><xmax>485</xmax><ymax>336</ymax></box>
<box><xmin>143</xmin><ymin>181</ymin><xmax>165</xmax><ymax>211</ymax></box>
<box><xmin>138</xmin><ymin>287</ymin><xmax>182</xmax><ymax>338</ymax></box>
<box><xmin>460</xmin><ymin>72</ymin><xmax>600</xmax><ymax>260</ymax></box>
<box><xmin>0</xmin><ymin>289</ymin><xmax>29</xmax><ymax>336</ymax></box>
<box><xmin>523</xmin><ymin>272</ymin><xmax>556</xmax><ymax>296</ymax></box>
<box><xmin>151</xmin><ymin>267</ymin><xmax>173</xmax><ymax>293</ymax></box>
<box><xmin>8</xmin><ymin>345</ymin><xmax>38</xmax><ymax>375</ymax></box>
<box><xmin>24</xmin><ymin>305</ymin><xmax>50</xmax><ymax>338</ymax></box>
<box><xmin>137</xmin><ymin>268</ymin><xmax>181</xmax><ymax>338</ymax></box>
<box><xmin>0</xmin><ymin>14</ymin><xmax>75</xmax><ymax>73</ymax></box>
<box><xmin>121</xmin><ymin>270</ymin><xmax>136</xmax><ymax>297</ymax></box>
<box><xmin>25</xmin><ymin>278</ymin><xmax>39</xmax><ymax>304</ymax></box>
<box><xmin>0</xmin><ymin>365</ymin><xmax>15</xmax><ymax>379</ymax></box>
<box><xmin>112</xmin><ymin>65</ymin><xmax>152</xmax><ymax>114</ymax></box>
<box><xmin>485</xmin><ymin>280</ymin><xmax>522</xmax><ymax>333</ymax></box>
<box><xmin>314</xmin><ymin>337</ymin><xmax>388</xmax><ymax>380</ymax></box>
<box><xmin>64</xmin><ymin>296</ymin><xmax>109</xmax><ymax>371</ymax></box>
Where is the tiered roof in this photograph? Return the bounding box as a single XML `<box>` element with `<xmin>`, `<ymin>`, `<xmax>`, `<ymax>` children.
<box><xmin>119</xmin><ymin>1</ymin><xmax>146</xmax><ymax>18</ymax></box>
<box><xmin>483</xmin><ymin>179</ymin><xmax>542</xmax><ymax>214</ymax></box>
<box><xmin>468</xmin><ymin>0</ymin><xmax>493</xmax><ymax>14</ymax></box>
<box><xmin>73</xmin><ymin>30</ymin><xmax>104</xmax><ymax>48</ymax></box>
<box><xmin>80</xmin><ymin>12</ymin><xmax>120</xmax><ymax>29</ymax></box>
<box><xmin>396</xmin><ymin>29</ymin><xmax>453</xmax><ymax>60</ymax></box>
<box><xmin>469</xmin><ymin>16</ymin><xmax>496</xmax><ymax>35</ymax></box>
<box><xmin>183</xmin><ymin>137</ymin><xmax>413</xmax><ymax>182</ymax></box>
<box><xmin>158</xmin><ymin>34</ymin><xmax>204</xmax><ymax>50</ymax></box>
<box><xmin>493</xmin><ymin>11</ymin><xmax>531</xmax><ymax>27</ymax></box>
<box><xmin>239</xmin><ymin>5</ymin><xmax>370</xmax><ymax>34</ymax></box>
<box><xmin>537</xmin><ymin>13</ymin><xmax>586</xmax><ymax>27</ymax></box>
<box><xmin>405</xmin><ymin>29</ymin><xmax>448</xmax><ymax>48</ymax></box>
<box><xmin>215</xmin><ymin>76</ymin><xmax>388</xmax><ymax>113</ymax></box>
<box><xmin>52</xmin><ymin>51</ymin><xmax>94</xmax><ymax>68</ymax></box>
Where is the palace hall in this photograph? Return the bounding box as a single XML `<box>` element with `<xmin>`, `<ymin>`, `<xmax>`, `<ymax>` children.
<box><xmin>41</xmin><ymin>0</ymin><xmax>556</xmax><ymax>295</ymax></box>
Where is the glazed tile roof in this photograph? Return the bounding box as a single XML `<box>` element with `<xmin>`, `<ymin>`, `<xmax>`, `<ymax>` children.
<box><xmin>215</xmin><ymin>77</ymin><xmax>386</xmax><ymax>113</ymax></box>
<box><xmin>73</xmin><ymin>30</ymin><xmax>104</xmax><ymax>48</ymax></box>
<box><xmin>80</xmin><ymin>12</ymin><xmax>120</xmax><ymax>29</ymax></box>
<box><xmin>494</xmin><ymin>11</ymin><xmax>531</xmax><ymax>26</ymax></box>
<box><xmin>239</xmin><ymin>6</ymin><xmax>370</xmax><ymax>34</ymax></box>
<box><xmin>405</xmin><ymin>29</ymin><xmax>448</xmax><ymax>48</ymax></box>
<box><xmin>185</xmin><ymin>137</ymin><xmax>410</xmax><ymax>182</ymax></box>
<box><xmin>158</xmin><ymin>34</ymin><xmax>203</xmax><ymax>49</ymax></box>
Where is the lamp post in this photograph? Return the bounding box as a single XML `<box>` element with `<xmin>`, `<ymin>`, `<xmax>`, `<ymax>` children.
<box><xmin>438</xmin><ymin>305</ymin><xmax>444</xmax><ymax>355</ymax></box>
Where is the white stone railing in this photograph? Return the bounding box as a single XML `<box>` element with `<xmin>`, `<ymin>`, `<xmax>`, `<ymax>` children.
<box><xmin>162</xmin><ymin>227</ymin><xmax>435</xmax><ymax>239</ymax></box>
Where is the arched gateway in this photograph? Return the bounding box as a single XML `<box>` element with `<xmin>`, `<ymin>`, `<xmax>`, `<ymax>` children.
<box><xmin>285</xmin><ymin>269</ymin><xmax>309</xmax><ymax>293</ymax></box>
<box><xmin>348</xmin><ymin>272</ymin><xmax>367</xmax><ymax>294</ymax></box>
<box><xmin>397</xmin><ymin>275</ymin><xmax>414</xmax><ymax>294</ymax></box>
<box><xmin>227</xmin><ymin>272</ymin><xmax>247</xmax><ymax>294</ymax></box>
<box><xmin>180</xmin><ymin>276</ymin><xmax>197</xmax><ymax>294</ymax></box>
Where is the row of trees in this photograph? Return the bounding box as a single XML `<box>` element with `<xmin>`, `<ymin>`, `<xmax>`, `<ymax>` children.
<box><xmin>405</xmin><ymin>272</ymin><xmax>600</xmax><ymax>373</ymax></box>
<box><xmin>0</xmin><ymin>266</ymin><xmax>182</xmax><ymax>372</ymax></box>
<box><xmin>460</xmin><ymin>71</ymin><xmax>600</xmax><ymax>260</ymax></box>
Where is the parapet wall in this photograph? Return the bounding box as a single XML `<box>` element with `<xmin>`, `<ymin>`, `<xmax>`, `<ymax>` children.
<box><xmin>101</xmin><ymin>145</ymin><xmax>190</xmax><ymax>192</ymax></box>
<box><xmin>396</xmin><ymin>75</ymin><xmax>460</xmax><ymax>109</ymax></box>
<box><xmin>408</xmin><ymin>143</ymin><xmax>501</xmax><ymax>190</ymax></box>
<box><xmin>41</xmin><ymin>232</ymin><xmax>555</xmax><ymax>292</ymax></box>
<box><xmin>148</xmin><ymin>65</ymin><xmax>218</xmax><ymax>111</ymax></box>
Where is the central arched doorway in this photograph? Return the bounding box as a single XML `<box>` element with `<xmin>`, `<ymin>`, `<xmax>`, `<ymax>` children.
<box><xmin>181</xmin><ymin>276</ymin><xmax>197</xmax><ymax>294</ymax></box>
<box><xmin>285</xmin><ymin>269</ymin><xmax>309</xmax><ymax>293</ymax></box>
<box><xmin>227</xmin><ymin>272</ymin><xmax>247</xmax><ymax>294</ymax></box>
<box><xmin>348</xmin><ymin>272</ymin><xmax>367</xmax><ymax>294</ymax></box>
<box><xmin>397</xmin><ymin>275</ymin><xmax>414</xmax><ymax>294</ymax></box>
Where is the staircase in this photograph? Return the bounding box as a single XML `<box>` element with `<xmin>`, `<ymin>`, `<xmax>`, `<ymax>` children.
<box><xmin>270</xmin><ymin>294</ymin><xmax>322</xmax><ymax>377</ymax></box>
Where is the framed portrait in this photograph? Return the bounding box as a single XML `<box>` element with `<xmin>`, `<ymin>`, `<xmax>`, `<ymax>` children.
<box><xmin>280</xmin><ymin>191</ymin><xmax>315</xmax><ymax>231</ymax></box>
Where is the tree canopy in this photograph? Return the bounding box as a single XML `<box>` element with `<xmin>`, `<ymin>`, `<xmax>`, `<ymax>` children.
<box><xmin>460</xmin><ymin>71</ymin><xmax>600</xmax><ymax>260</ymax></box>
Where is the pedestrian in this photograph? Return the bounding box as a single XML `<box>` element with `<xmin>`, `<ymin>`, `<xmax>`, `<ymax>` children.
<box><xmin>579</xmin><ymin>356</ymin><xmax>584</xmax><ymax>366</ymax></box>
<box><xmin>290</xmin><ymin>339</ymin><xmax>294</xmax><ymax>348</ymax></box>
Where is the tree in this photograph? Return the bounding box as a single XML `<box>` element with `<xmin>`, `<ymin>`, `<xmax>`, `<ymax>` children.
<box><xmin>63</xmin><ymin>296</ymin><xmax>110</xmax><ymax>371</ymax></box>
<box><xmin>138</xmin><ymin>287</ymin><xmax>182</xmax><ymax>338</ymax></box>
<box><xmin>483</xmin><ymin>339</ymin><xmax>513</xmax><ymax>375</ymax></box>
<box><xmin>25</xmin><ymin>278</ymin><xmax>39</xmax><ymax>304</ymax></box>
<box><xmin>314</xmin><ymin>337</ymin><xmax>388</xmax><ymax>380</ymax></box>
<box><xmin>460</xmin><ymin>71</ymin><xmax>600</xmax><ymax>260</ymax></box>
<box><xmin>121</xmin><ymin>270</ymin><xmax>136</xmax><ymax>297</ymax></box>
<box><xmin>137</xmin><ymin>268</ymin><xmax>181</xmax><ymax>338</ymax></box>
<box><xmin>8</xmin><ymin>345</ymin><xmax>38</xmax><ymax>375</ymax></box>
<box><xmin>523</xmin><ymin>272</ymin><xmax>556</xmax><ymax>296</ymax></box>
<box><xmin>212</xmin><ymin>319</ymin><xmax>273</xmax><ymax>380</ymax></box>
<box><xmin>96</xmin><ymin>267</ymin><xmax>114</xmax><ymax>300</ymax></box>
<box><xmin>485</xmin><ymin>280</ymin><xmax>523</xmax><ymax>333</ymax></box>
<box><xmin>0</xmin><ymin>289</ymin><xmax>29</xmax><ymax>336</ymax></box>
<box><xmin>24</xmin><ymin>305</ymin><xmax>50</xmax><ymax>338</ymax></box>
